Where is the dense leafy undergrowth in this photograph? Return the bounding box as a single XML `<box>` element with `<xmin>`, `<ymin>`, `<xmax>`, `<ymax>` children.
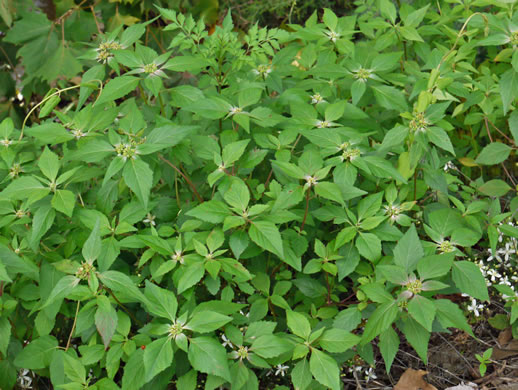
<box><xmin>1</xmin><ymin>0</ymin><xmax>518</xmax><ymax>389</ymax></box>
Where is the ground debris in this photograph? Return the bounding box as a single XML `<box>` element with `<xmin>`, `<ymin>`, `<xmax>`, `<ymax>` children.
<box><xmin>393</xmin><ymin>369</ymin><xmax>438</xmax><ymax>390</ymax></box>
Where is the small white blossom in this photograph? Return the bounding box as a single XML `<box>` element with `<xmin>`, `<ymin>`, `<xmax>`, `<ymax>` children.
<box><xmin>443</xmin><ymin>161</ymin><xmax>456</xmax><ymax>171</ymax></box>
<box><xmin>364</xmin><ymin>366</ymin><xmax>377</xmax><ymax>382</ymax></box>
<box><xmin>274</xmin><ymin>364</ymin><xmax>289</xmax><ymax>377</ymax></box>
<box><xmin>17</xmin><ymin>369</ymin><xmax>33</xmax><ymax>389</ymax></box>
<box><xmin>252</xmin><ymin>64</ymin><xmax>272</xmax><ymax>78</ymax></box>
<box><xmin>310</xmin><ymin>93</ymin><xmax>325</xmax><ymax>104</ymax></box>
<box><xmin>467</xmin><ymin>298</ymin><xmax>484</xmax><ymax>317</ymax></box>
<box><xmin>498</xmin><ymin>242</ymin><xmax>516</xmax><ymax>262</ymax></box>
<box><xmin>229</xmin><ymin>106</ymin><xmax>242</xmax><ymax>116</ymax></box>
<box><xmin>143</xmin><ymin>213</ymin><xmax>156</xmax><ymax>226</ymax></box>
<box><xmin>486</xmin><ymin>268</ymin><xmax>501</xmax><ymax>283</ymax></box>
<box><xmin>487</xmin><ymin>248</ymin><xmax>503</xmax><ymax>263</ymax></box>
<box><xmin>221</xmin><ymin>334</ymin><xmax>234</xmax><ymax>348</ymax></box>
<box><xmin>325</xmin><ymin>30</ymin><xmax>341</xmax><ymax>42</ymax></box>
<box><xmin>315</xmin><ymin>120</ymin><xmax>330</xmax><ymax>128</ymax></box>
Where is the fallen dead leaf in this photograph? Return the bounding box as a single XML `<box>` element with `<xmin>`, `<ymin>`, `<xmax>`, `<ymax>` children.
<box><xmin>393</xmin><ymin>368</ymin><xmax>438</xmax><ymax>390</ymax></box>
<box><xmin>493</xmin><ymin>339</ymin><xmax>518</xmax><ymax>360</ymax></box>
<box><xmin>497</xmin><ymin>327</ymin><xmax>513</xmax><ymax>346</ymax></box>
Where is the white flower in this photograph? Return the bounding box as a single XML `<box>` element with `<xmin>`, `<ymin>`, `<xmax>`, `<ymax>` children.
<box><xmin>274</xmin><ymin>364</ymin><xmax>289</xmax><ymax>377</ymax></box>
<box><xmin>384</xmin><ymin>204</ymin><xmax>402</xmax><ymax>223</ymax></box>
<box><xmin>310</xmin><ymin>93</ymin><xmax>325</xmax><ymax>104</ymax></box>
<box><xmin>139</xmin><ymin>62</ymin><xmax>166</xmax><ymax>78</ymax></box>
<box><xmin>252</xmin><ymin>64</ymin><xmax>272</xmax><ymax>78</ymax></box>
<box><xmin>498</xmin><ymin>242</ymin><xmax>516</xmax><ymax>262</ymax></box>
<box><xmin>304</xmin><ymin>175</ymin><xmax>318</xmax><ymax>188</ymax></box>
<box><xmin>17</xmin><ymin>369</ymin><xmax>32</xmax><ymax>389</ymax></box>
<box><xmin>486</xmin><ymin>268</ymin><xmax>501</xmax><ymax>283</ymax></box>
<box><xmin>436</xmin><ymin>239</ymin><xmax>456</xmax><ymax>254</ymax></box>
<box><xmin>221</xmin><ymin>334</ymin><xmax>234</xmax><ymax>348</ymax></box>
<box><xmin>487</xmin><ymin>248</ymin><xmax>503</xmax><ymax>263</ymax></box>
<box><xmin>1</xmin><ymin>139</ymin><xmax>12</xmax><ymax>147</ymax></box>
<box><xmin>467</xmin><ymin>298</ymin><xmax>484</xmax><ymax>317</ymax></box>
<box><xmin>228</xmin><ymin>106</ymin><xmax>242</xmax><ymax>116</ymax></box>
<box><xmin>325</xmin><ymin>30</ymin><xmax>341</xmax><ymax>42</ymax></box>
<box><xmin>315</xmin><ymin>120</ymin><xmax>330</xmax><ymax>128</ymax></box>
<box><xmin>443</xmin><ymin>161</ymin><xmax>456</xmax><ymax>171</ymax></box>
<box><xmin>364</xmin><ymin>366</ymin><xmax>377</xmax><ymax>382</ymax></box>
<box><xmin>143</xmin><ymin>213</ymin><xmax>156</xmax><ymax>226</ymax></box>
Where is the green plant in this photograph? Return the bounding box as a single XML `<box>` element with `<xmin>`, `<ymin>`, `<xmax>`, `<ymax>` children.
<box><xmin>0</xmin><ymin>1</ymin><xmax>518</xmax><ymax>389</ymax></box>
<box><xmin>475</xmin><ymin>347</ymin><xmax>493</xmax><ymax>377</ymax></box>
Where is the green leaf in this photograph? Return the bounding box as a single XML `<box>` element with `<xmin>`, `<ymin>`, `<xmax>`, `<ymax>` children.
<box><xmin>140</xmin><ymin>125</ymin><xmax>198</xmax><ymax>154</ymax></box>
<box><xmin>38</xmin><ymin>41</ymin><xmax>82</xmax><ymax>82</ymax></box>
<box><xmin>249</xmin><ymin>221</ymin><xmax>284</xmax><ymax>259</ymax></box>
<box><xmin>286</xmin><ymin>310</ymin><xmax>311</xmax><ymax>339</ymax></box>
<box><xmin>123</xmin><ymin>158</ymin><xmax>153</xmax><ymax>209</ymax></box>
<box><xmin>292</xmin><ymin>358</ymin><xmax>312</xmax><ymax>390</ymax></box>
<box><xmin>99</xmin><ymin>271</ymin><xmax>148</xmax><ymax>305</ymax></box>
<box><xmin>121</xmin><ymin>350</ymin><xmax>146</xmax><ymax>390</ymax></box>
<box><xmin>222</xmin><ymin>140</ymin><xmax>249</xmax><ymax>166</ymax></box>
<box><xmin>427</xmin><ymin>127</ymin><xmax>455</xmax><ymax>155</ymax></box>
<box><xmin>96</xmin><ymin>76</ymin><xmax>139</xmax><ymax>105</ymax></box>
<box><xmin>0</xmin><ymin>176</ymin><xmax>48</xmax><ymax>202</ymax></box>
<box><xmin>324</xmin><ymin>101</ymin><xmax>346</xmax><ymax>122</ymax></box>
<box><xmin>322</xmin><ymin>8</ymin><xmax>338</xmax><ymax>30</ymax></box>
<box><xmin>29</xmin><ymin>205</ymin><xmax>55</xmax><ymax>251</ymax></box>
<box><xmin>78</xmin><ymin>65</ymin><xmax>105</xmax><ymax>109</ymax></box>
<box><xmin>475</xmin><ymin>142</ymin><xmax>512</xmax><ymax>165</ymax></box>
<box><xmin>508</xmin><ymin>110</ymin><xmax>518</xmax><ymax>145</ymax></box>
<box><xmin>500</xmin><ymin>69</ymin><xmax>518</xmax><ymax>115</ymax></box>
<box><xmin>401</xmin><ymin>317</ymin><xmax>430</xmax><ymax>364</ymax></box>
<box><xmin>372</xmin><ymin>85</ymin><xmax>408</xmax><ymax>112</ymax></box>
<box><xmin>63</xmin><ymin>353</ymin><xmax>86</xmax><ymax>383</ymax></box>
<box><xmin>143</xmin><ymin>337</ymin><xmax>173</xmax><ymax>382</ymax></box>
<box><xmin>4</xmin><ymin>12</ymin><xmax>51</xmax><ymax>43</ymax></box>
<box><xmin>187</xmin><ymin>201</ymin><xmax>232</xmax><ymax>223</ymax></box>
<box><xmin>408</xmin><ymin>295</ymin><xmax>436</xmax><ymax>332</ymax></box>
<box><xmin>82</xmin><ymin>218</ymin><xmax>101</xmax><ymax>263</ymax></box>
<box><xmin>318</xmin><ymin>328</ymin><xmax>360</xmax><ymax>353</ymax></box>
<box><xmin>187</xmin><ymin>311</ymin><xmax>231</xmax><ymax>333</ymax></box>
<box><xmin>177</xmin><ymin>262</ymin><xmax>205</xmax><ymax>294</ymax></box>
<box><xmin>314</xmin><ymin>182</ymin><xmax>345</xmax><ymax>206</ymax></box>
<box><xmin>363</xmin><ymin>156</ymin><xmax>407</xmax><ymax>183</ymax></box>
<box><xmin>452</xmin><ymin>261</ymin><xmax>489</xmax><ymax>301</ymax></box>
<box><xmin>251</xmin><ymin>335</ymin><xmax>292</xmax><ymax>358</ymax></box>
<box><xmin>14</xmin><ymin>335</ymin><xmax>58</xmax><ymax>370</ymax></box>
<box><xmin>0</xmin><ymin>243</ymin><xmax>38</xmax><ymax>280</ymax></box>
<box><xmin>144</xmin><ymin>281</ymin><xmax>178</xmax><ymax>321</ymax></box>
<box><xmin>39</xmin><ymin>275</ymin><xmax>79</xmax><ymax>311</ymax></box>
<box><xmin>164</xmin><ymin>55</ymin><xmax>208</xmax><ymax>72</ymax></box>
<box><xmin>417</xmin><ymin>253</ymin><xmax>454</xmax><ymax>280</ymax></box>
<box><xmin>379</xmin><ymin>327</ymin><xmax>399</xmax><ymax>373</ymax></box>
<box><xmin>0</xmin><ymin>317</ymin><xmax>11</xmax><ymax>356</ymax></box>
<box><xmin>188</xmin><ymin>337</ymin><xmax>231</xmax><ymax>382</ymax></box>
<box><xmin>273</xmin><ymin>161</ymin><xmax>306</xmax><ymax>179</ymax></box>
<box><xmin>68</xmin><ymin>139</ymin><xmax>114</xmax><ymax>163</ymax></box>
<box><xmin>95</xmin><ymin>295</ymin><xmax>118</xmax><ymax>349</ymax></box>
<box><xmin>38</xmin><ymin>147</ymin><xmax>60</xmax><ymax>181</ymax></box>
<box><xmin>51</xmin><ymin>190</ymin><xmax>76</xmax><ymax>217</ymax></box>
<box><xmin>399</xmin><ymin>25</ymin><xmax>424</xmax><ymax>42</ymax></box>
<box><xmin>355</xmin><ymin>233</ymin><xmax>381</xmax><ymax>262</ymax></box>
<box><xmin>393</xmin><ymin>224</ymin><xmax>423</xmax><ymax>272</ymax></box>
<box><xmin>309</xmin><ymin>349</ymin><xmax>340</xmax><ymax>390</ymax></box>
<box><xmin>223</xmin><ymin>179</ymin><xmax>250</xmax><ymax>211</ymax></box>
<box><xmin>478</xmin><ymin>180</ymin><xmax>511</xmax><ymax>197</ymax></box>
<box><xmin>362</xmin><ymin>301</ymin><xmax>398</xmax><ymax>343</ymax></box>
